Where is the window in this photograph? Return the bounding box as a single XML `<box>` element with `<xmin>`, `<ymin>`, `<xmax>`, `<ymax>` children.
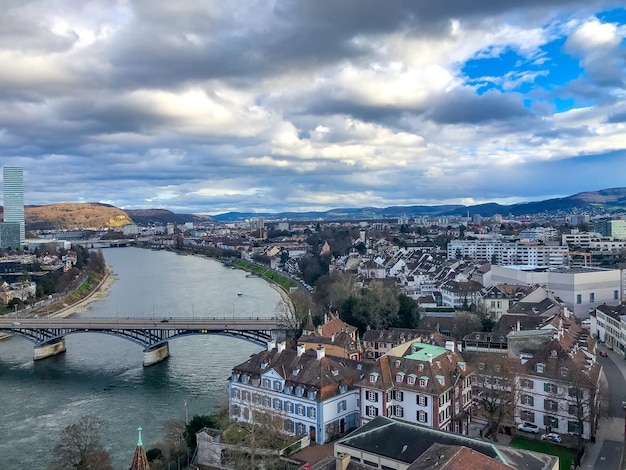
<box><xmin>417</xmin><ymin>395</ymin><xmax>428</xmax><ymax>407</ymax></box>
<box><xmin>337</xmin><ymin>400</ymin><xmax>347</xmax><ymax>413</ymax></box>
<box><xmin>232</xmin><ymin>388</ymin><xmax>241</xmax><ymax>399</ymax></box>
<box><xmin>252</xmin><ymin>393</ymin><xmax>260</xmax><ymax>404</ymax></box>
<box><xmin>494</xmin><ymin>365</ymin><xmax>501</xmax><ymax>373</ymax></box>
<box><xmin>394</xmin><ymin>406</ymin><xmax>404</xmax><ymax>418</ymax></box>
<box><xmin>296</xmin><ymin>423</ymin><xmax>306</xmax><ymax>435</ymax></box>
<box><xmin>418</xmin><ymin>410</ymin><xmax>428</xmax><ymax>423</ymax></box>
<box><xmin>396</xmin><ymin>373</ymin><xmax>404</xmax><ymax>383</ymax></box>
<box><xmin>339</xmin><ymin>384</ymin><xmax>348</xmax><ymax>394</ymax></box>
<box><xmin>544</xmin><ymin>383</ymin><xmax>558</xmax><ymax>394</ymax></box>
<box><xmin>242</xmin><ymin>374</ymin><xmax>250</xmax><ymax>384</ymax></box>
<box><xmin>242</xmin><ymin>391</ymin><xmax>251</xmax><ymax>402</ymax></box>
<box><xmin>543</xmin><ymin>415</ymin><xmax>559</xmax><ymax>428</ymax></box>
<box><xmin>286</xmin><ymin>402</ymin><xmax>294</xmax><ymax>413</ymax></box>
<box><xmin>535</xmin><ymin>363</ymin><xmax>545</xmax><ymax>373</ymax></box>
<box><xmin>576</xmin><ymin>294</ymin><xmax>582</xmax><ymax>304</ymax></box>
<box><xmin>273</xmin><ymin>380</ymin><xmax>282</xmax><ymax>391</ymax></box>
<box><xmin>560</xmin><ymin>367</ymin><xmax>569</xmax><ymax>377</ymax></box>
<box><xmin>521</xmin><ymin>379</ymin><xmax>534</xmax><ymax>389</ymax></box>
<box><xmin>366</xmin><ymin>405</ymin><xmax>378</xmax><ymax>418</ymax></box>
<box><xmin>273</xmin><ymin>398</ymin><xmax>282</xmax><ymax>410</ymax></box>
<box><xmin>419</xmin><ymin>378</ymin><xmax>427</xmax><ymax>387</ymax></box>
<box><xmin>615</xmin><ymin>290</ymin><xmax>620</xmax><ymax>301</ymax></box>
<box><xmin>407</xmin><ymin>375</ymin><xmax>416</xmax><ymax>385</ymax></box>
<box><xmin>520</xmin><ymin>410</ymin><xmax>535</xmax><ymax>422</ymax></box>
<box><xmin>590</xmin><ymin>293</ymin><xmax>595</xmax><ymax>303</ymax></box>
<box><xmin>295</xmin><ymin>386</ymin><xmax>304</xmax><ymax>397</ymax></box>
<box><xmin>366</xmin><ymin>390</ymin><xmax>378</xmax><ymax>402</ymax></box>
<box><xmin>394</xmin><ymin>360</ymin><xmax>401</xmax><ymax>368</ymax></box>
<box><xmin>544</xmin><ymin>399</ymin><xmax>558</xmax><ymax>412</ymax></box>
<box><xmin>262</xmin><ymin>378</ymin><xmax>271</xmax><ymax>388</ymax></box>
<box><xmin>568</xmin><ymin>421</ymin><xmax>582</xmax><ymax>434</ymax></box>
<box><xmin>308</xmin><ymin>407</ymin><xmax>316</xmax><ymax>419</ymax></box>
<box><xmin>569</xmin><ymin>387</ymin><xmax>582</xmax><ymax>398</ymax></box>
<box><xmin>296</xmin><ymin>404</ymin><xmax>305</xmax><ymax>416</ymax></box>
<box><xmin>284</xmin><ymin>420</ymin><xmax>294</xmax><ymax>433</ymax></box>
<box><xmin>369</xmin><ymin>374</ymin><xmax>379</xmax><ymax>383</ymax></box>
<box><xmin>394</xmin><ymin>390</ymin><xmax>404</xmax><ymax>402</ymax></box>
<box><xmin>569</xmin><ymin>404</ymin><xmax>578</xmax><ymax>415</ymax></box>
<box><xmin>521</xmin><ymin>395</ymin><xmax>534</xmax><ymax>406</ymax></box>
<box><xmin>262</xmin><ymin>396</ymin><xmax>271</xmax><ymax>407</ymax></box>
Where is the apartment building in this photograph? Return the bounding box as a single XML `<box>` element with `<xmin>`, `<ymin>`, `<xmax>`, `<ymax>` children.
<box><xmin>357</xmin><ymin>341</ymin><xmax>474</xmax><ymax>435</ymax></box>
<box><xmin>590</xmin><ymin>303</ymin><xmax>626</xmax><ymax>356</ymax></box>
<box><xmin>229</xmin><ymin>341</ymin><xmax>368</xmax><ymax>444</ymax></box>
<box><xmin>447</xmin><ymin>240</ymin><xmax>568</xmax><ymax>267</ymax></box>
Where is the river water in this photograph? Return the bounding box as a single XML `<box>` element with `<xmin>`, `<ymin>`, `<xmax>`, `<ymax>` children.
<box><xmin>0</xmin><ymin>247</ymin><xmax>284</xmax><ymax>469</ymax></box>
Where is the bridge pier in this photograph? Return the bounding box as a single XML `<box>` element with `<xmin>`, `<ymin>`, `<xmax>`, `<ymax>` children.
<box><xmin>34</xmin><ymin>338</ymin><xmax>66</xmax><ymax>361</ymax></box>
<box><xmin>143</xmin><ymin>342</ymin><xmax>170</xmax><ymax>367</ymax></box>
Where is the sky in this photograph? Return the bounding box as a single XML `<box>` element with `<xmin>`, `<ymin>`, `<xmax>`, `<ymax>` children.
<box><xmin>0</xmin><ymin>1</ymin><xmax>625</xmax><ymax>215</ymax></box>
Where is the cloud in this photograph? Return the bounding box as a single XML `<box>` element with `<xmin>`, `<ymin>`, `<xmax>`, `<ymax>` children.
<box><xmin>0</xmin><ymin>1</ymin><xmax>625</xmax><ymax>214</ymax></box>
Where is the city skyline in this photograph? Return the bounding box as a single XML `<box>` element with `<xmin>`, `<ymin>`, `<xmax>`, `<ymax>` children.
<box><xmin>0</xmin><ymin>2</ymin><xmax>625</xmax><ymax>215</ymax></box>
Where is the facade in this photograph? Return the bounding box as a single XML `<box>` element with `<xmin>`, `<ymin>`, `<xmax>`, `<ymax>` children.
<box><xmin>357</xmin><ymin>341</ymin><xmax>474</xmax><ymax>435</ymax></box>
<box><xmin>514</xmin><ymin>340</ymin><xmax>601</xmax><ymax>440</ymax></box>
<box><xmin>591</xmin><ymin>303</ymin><xmax>626</xmax><ymax>356</ymax></box>
<box><xmin>2</xmin><ymin>167</ymin><xmax>25</xmax><ymax>247</ymax></box>
<box><xmin>0</xmin><ymin>222</ymin><xmax>21</xmax><ymax>250</ymax></box>
<box><xmin>447</xmin><ymin>239</ymin><xmax>568</xmax><ymax>267</ymax></box>
<box><xmin>229</xmin><ymin>341</ymin><xmax>367</xmax><ymax>444</ymax></box>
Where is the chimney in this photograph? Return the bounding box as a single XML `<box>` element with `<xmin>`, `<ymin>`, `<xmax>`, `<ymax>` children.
<box><xmin>267</xmin><ymin>339</ymin><xmax>276</xmax><ymax>351</ymax></box>
<box><xmin>445</xmin><ymin>340</ymin><xmax>455</xmax><ymax>352</ymax></box>
<box><xmin>516</xmin><ymin>320</ymin><xmax>521</xmax><ymax>331</ymax></box>
<box><xmin>297</xmin><ymin>343</ymin><xmax>305</xmax><ymax>357</ymax></box>
<box><xmin>426</xmin><ymin>353</ymin><xmax>433</xmax><ymax>364</ymax></box>
<box><xmin>316</xmin><ymin>345</ymin><xmax>325</xmax><ymax>360</ymax></box>
<box><xmin>277</xmin><ymin>341</ymin><xmax>286</xmax><ymax>353</ymax></box>
<box><xmin>336</xmin><ymin>452</ymin><xmax>351</xmax><ymax>470</ymax></box>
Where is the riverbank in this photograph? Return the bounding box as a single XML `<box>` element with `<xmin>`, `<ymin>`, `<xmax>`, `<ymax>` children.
<box><xmin>48</xmin><ymin>268</ymin><xmax>116</xmax><ymax>318</ymax></box>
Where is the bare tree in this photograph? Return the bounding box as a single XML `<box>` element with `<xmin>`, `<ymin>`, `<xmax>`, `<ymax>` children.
<box><xmin>49</xmin><ymin>415</ymin><xmax>113</xmax><ymax>470</ymax></box>
<box><xmin>472</xmin><ymin>354</ymin><xmax>518</xmax><ymax>442</ymax></box>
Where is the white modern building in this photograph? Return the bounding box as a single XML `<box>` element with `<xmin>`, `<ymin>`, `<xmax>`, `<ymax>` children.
<box><xmin>490</xmin><ymin>265</ymin><xmax>622</xmax><ymax>317</ymax></box>
<box><xmin>447</xmin><ymin>239</ymin><xmax>568</xmax><ymax>267</ymax></box>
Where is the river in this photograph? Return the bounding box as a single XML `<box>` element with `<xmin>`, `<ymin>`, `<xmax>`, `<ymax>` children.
<box><xmin>0</xmin><ymin>247</ymin><xmax>284</xmax><ymax>469</ymax></box>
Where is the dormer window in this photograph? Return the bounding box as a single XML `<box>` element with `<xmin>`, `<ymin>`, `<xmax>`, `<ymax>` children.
<box><xmin>339</xmin><ymin>384</ymin><xmax>348</xmax><ymax>393</ymax></box>
<box><xmin>292</xmin><ymin>368</ymin><xmax>299</xmax><ymax>376</ymax></box>
<box><xmin>494</xmin><ymin>365</ymin><xmax>501</xmax><ymax>373</ymax></box>
<box><xmin>436</xmin><ymin>375</ymin><xmax>445</xmax><ymax>386</ymax></box>
<box><xmin>369</xmin><ymin>373</ymin><xmax>379</xmax><ymax>383</ymax></box>
<box><xmin>478</xmin><ymin>363</ymin><xmax>485</xmax><ymax>370</ymax></box>
<box><xmin>295</xmin><ymin>386</ymin><xmax>304</xmax><ymax>397</ymax></box>
<box><xmin>407</xmin><ymin>374</ymin><xmax>416</xmax><ymax>385</ymax></box>
<box><xmin>331</xmin><ymin>369</ymin><xmax>339</xmax><ymax>377</ymax></box>
<box><xmin>396</xmin><ymin>372</ymin><xmax>405</xmax><ymax>383</ymax></box>
<box><xmin>435</xmin><ymin>361</ymin><xmax>441</xmax><ymax>368</ymax></box>
<box><xmin>419</xmin><ymin>376</ymin><xmax>428</xmax><ymax>387</ymax></box>
<box><xmin>242</xmin><ymin>374</ymin><xmax>250</xmax><ymax>384</ymax></box>
<box><xmin>260</xmin><ymin>361</ymin><xmax>268</xmax><ymax>369</ymax></box>
<box><xmin>457</xmin><ymin>362</ymin><xmax>466</xmax><ymax>372</ymax></box>
<box><xmin>535</xmin><ymin>363</ymin><xmax>545</xmax><ymax>373</ymax></box>
<box><xmin>560</xmin><ymin>367</ymin><xmax>569</xmax><ymax>377</ymax></box>
<box><xmin>394</xmin><ymin>360</ymin><xmax>401</xmax><ymax>368</ymax></box>
<box><xmin>418</xmin><ymin>364</ymin><xmax>424</xmax><ymax>371</ymax></box>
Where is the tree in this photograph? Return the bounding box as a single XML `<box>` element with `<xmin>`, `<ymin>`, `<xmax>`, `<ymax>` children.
<box><xmin>473</xmin><ymin>355</ymin><xmax>519</xmax><ymax>442</ymax></box>
<box><xmin>452</xmin><ymin>311</ymin><xmax>482</xmax><ymax>340</ymax></box>
<box><xmin>350</xmin><ymin>281</ymin><xmax>399</xmax><ymax>332</ymax></box>
<box><xmin>183</xmin><ymin>415</ymin><xmax>218</xmax><ymax>450</ymax></box>
<box><xmin>397</xmin><ymin>294</ymin><xmax>420</xmax><ymax>329</ymax></box>
<box><xmin>50</xmin><ymin>415</ymin><xmax>112</xmax><ymax>470</ymax></box>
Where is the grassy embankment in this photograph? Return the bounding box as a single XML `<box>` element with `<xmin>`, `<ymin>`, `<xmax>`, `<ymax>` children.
<box><xmin>232</xmin><ymin>260</ymin><xmax>295</xmax><ymax>292</ymax></box>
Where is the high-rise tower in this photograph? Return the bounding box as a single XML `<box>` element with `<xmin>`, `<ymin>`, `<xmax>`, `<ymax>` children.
<box><xmin>2</xmin><ymin>166</ymin><xmax>25</xmax><ymax>246</ymax></box>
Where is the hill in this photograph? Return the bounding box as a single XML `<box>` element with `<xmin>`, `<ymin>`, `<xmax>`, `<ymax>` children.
<box><xmin>212</xmin><ymin>187</ymin><xmax>626</xmax><ymax>221</ymax></box>
<box><xmin>1</xmin><ymin>187</ymin><xmax>624</xmax><ymax>228</ymax></box>
<box><xmin>24</xmin><ymin>203</ymin><xmax>133</xmax><ymax>230</ymax></box>
<box><xmin>124</xmin><ymin>209</ymin><xmax>211</xmax><ymax>226</ymax></box>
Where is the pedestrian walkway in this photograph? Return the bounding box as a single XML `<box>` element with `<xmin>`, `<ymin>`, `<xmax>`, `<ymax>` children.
<box><xmin>580</xmin><ymin>417</ymin><xmax>623</xmax><ymax>469</ymax></box>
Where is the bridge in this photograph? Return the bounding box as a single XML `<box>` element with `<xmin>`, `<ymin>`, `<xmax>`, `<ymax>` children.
<box><xmin>0</xmin><ymin>317</ymin><xmax>287</xmax><ymax>366</ymax></box>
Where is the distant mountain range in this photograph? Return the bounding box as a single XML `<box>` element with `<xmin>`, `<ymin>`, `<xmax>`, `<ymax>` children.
<box><xmin>1</xmin><ymin>188</ymin><xmax>624</xmax><ymax>229</ymax></box>
<box><xmin>212</xmin><ymin>187</ymin><xmax>626</xmax><ymax>221</ymax></box>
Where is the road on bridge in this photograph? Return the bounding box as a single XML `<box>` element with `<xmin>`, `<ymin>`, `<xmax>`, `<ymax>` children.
<box><xmin>0</xmin><ymin>317</ymin><xmax>285</xmax><ymax>331</ymax></box>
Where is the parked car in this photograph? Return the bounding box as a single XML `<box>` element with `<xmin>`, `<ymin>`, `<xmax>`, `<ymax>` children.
<box><xmin>517</xmin><ymin>422</ymin><xmax>539</xmax><ymax>434</ymax></box>
<box><xmin>600</xmin><ymin>351</ymin><xmax>608</xmax><ymax>357</ymax></box>
<box><xmin>540</xmin><ymin>432</ymin><xmax>562</xmax><ymax>443</ymax></box>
